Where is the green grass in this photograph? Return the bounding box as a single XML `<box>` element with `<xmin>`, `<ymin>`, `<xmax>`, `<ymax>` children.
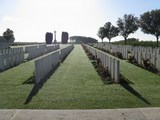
<box><xmin>0</xmin><ymin>60</ymin><xmax>35</xmax><ymax>108</ymax></box>
<box><xmin>0</xmin><ymin>45</ymin><xmax>160</xmax><ymax>109</ymax></box>
<box><xmin>120</xmin><ymin>60</ymin><xmax>160</xmax><ymax>107</ymax></box>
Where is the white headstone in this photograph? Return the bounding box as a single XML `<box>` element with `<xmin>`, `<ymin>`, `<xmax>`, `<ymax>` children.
<box><xmin>114</xmin><ymin>59</ymin><xmax>120</xmax><ymax>83</ymax></box>
<box><xmin>0</xmin><ymin>55</ymin><xmax>5</xmax><ymax>71</ymax></box>
<box><xmin>111</xmin><ymin>58</ymin><xmax>115</xmax><ymax>81</ymax></box>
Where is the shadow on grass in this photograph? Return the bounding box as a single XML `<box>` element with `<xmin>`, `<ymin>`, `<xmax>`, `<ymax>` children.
<box><xmin>24</xmin><ymin>64</ymin><xmax>60</xmax><ymax>104</ymax></box>
<box><xmin>22</xmin><ymin>75</ymin><xmax>35</xmax><ymax>84</ymax></box>
<box><xmin>120</xmin><ymin>83</ymin><xmax>150</xmax><ymax>105</ymax></box>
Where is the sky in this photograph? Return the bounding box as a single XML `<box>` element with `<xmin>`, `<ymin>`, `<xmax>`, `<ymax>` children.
<box><xmin>0</xmin><ymin>0</ymin><xmax>160</xmax><ymax>42</ymax></box>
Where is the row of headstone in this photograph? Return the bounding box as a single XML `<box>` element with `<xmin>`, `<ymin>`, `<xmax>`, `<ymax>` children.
<box><xmin>94</xmin><ymin>43</ymin><xmax>131</xmax><ymax>59</ymax></box>
<box><xmin>84</xmin><ymin>44</ymin><xmax>120</xmax><ymax>83</ymax></box>
<box><xmin>133</xmin><ymin>46</ymin><xmax>160</xmax><ymax>55</ymax></box>
<box><xmin>35</xmin><ymin>44</ymin><xmax>74</xmax><ymax>84</ymax></box>
<box><xmin>27</xmin><ymin>47</ymin><xmax>46</xmax><ymax>60</ymax></box>
<box><xmin>35</xmin><ymin>51</ymin><xmax>60</xmax><ymax>84</ymax></box>
<box><xmin>0</xmin><ymin>47</ymin><xmax>23</xmax><ymax>55</ymax></box>
<box><xmin>60</xmin><ymin>44</ymin><xmax>74</xmax><ymax>61</ymax></box>
<box><xmin>45</xmin><ymin>44</ymin><xmax>60</xmax><ymax>53</ymax></box>
<box><xmin>0</xmin><ymin>44</ymin><xmax>59</xmax><ymax>72</ymax></box>
<box><xmin>132</xmin><ymin>48</ymin><xmax>160</xmax><ymax>70</ymax></box>
<box><xmin>27</xmin><ymin>44</ymin><xmax>60</xmax><ymax>60</ymax></box>
<box><xmin>111</xmin><ymin>45</ymin><xmax>128</xmax><ymax>59</ymax></box>
<box><xmin>0</xmin><ymin>42</ymin><xmax>10</xmax><ymax>49</ymax></box>
<box><xmin>25</xmin><ymin>45</ymin><xmax>38</xmax><ymax>53</ymax></box>
<box><xmin>39</xmin><ymin>44</ymin><xmax>46</xmax><ymax>48</ymax></box>
<box><xmin>0</xmin><ymin>49</ymin><xmax>24</xmax><ymax>71</ymax></box>
<box><xmin>94</xmin><ymin>43</ymin><xmax>160</xmax><ymax>71</ymax></box>
<box><xmin>25</xmin><ymin>44</ymin><xmax>47</xmax><ymax>53</ymax></box>
<box><xmin>156</xmin><ymin>55</ymin><xmax>160</xmax><ymax>70</ymax></box>
<box><xmin>95</xmin><ymin>43</ymin><xmax>160</xmax><ymax>56</ymax></box>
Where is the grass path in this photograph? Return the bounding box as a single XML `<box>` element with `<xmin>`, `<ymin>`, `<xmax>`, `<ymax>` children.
<box><xmin>24</xmin><ymin>45</ymin><xmax>104</xmax><ymax>109</ymax></box>
<box><xmin>0</xmin><ymin>45</ymin><xmax>160</xmax><ymax>109</ymax></box>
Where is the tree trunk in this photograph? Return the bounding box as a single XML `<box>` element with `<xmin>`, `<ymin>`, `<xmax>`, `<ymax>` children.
<box><xmin>109</xmin><ymin>39</ymin><xmax>111</xmax><ymax>43</ymax></box>
<box><xmin>124</xmin><ymin>37</ymin><xmax>127</xmax><ymax>45</ymax></box>
<box><xmin>156</xmin><ymin>36</ymin><xmax>159</xmax><ymax>47</ymax></box>
<box><xmin>101</xmin><ymin>39</ymin><xmax>103</xmax><ymax>43</ymax></box>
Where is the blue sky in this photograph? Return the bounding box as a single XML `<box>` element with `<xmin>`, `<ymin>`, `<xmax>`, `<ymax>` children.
<box><xmin>0</xmin><ymin>0</ymin><xmax>160</xmax><ymax>42</ymax></box>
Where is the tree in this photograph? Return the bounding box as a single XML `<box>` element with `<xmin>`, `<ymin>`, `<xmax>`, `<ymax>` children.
<box><xmin>104</xmin><ymin>22</ymin><xmax>119</xmax><ymax>43</ymax></box>
<box><xmin>97</xmin><ymin>27</ymin><xmax>105</xmax><ymax>43</ymax></box>
<box><xmin>140</xmin><ymin>9</ymin><xmax>160</xmax><ymax>47</ymax></box>
<box><xmin>3</xmin><ymin>28</ymin><xmax>15</xmax><ymax>43</ymax></box>
<box><xmin>117</xmin><ymin>14</ymin><xmax>139</xmax><ymax>45</ymax></box>
<box><xmin>70</xmin><ymin>36</ymin><xmax>98</xmax><ymax>43</ymax></box>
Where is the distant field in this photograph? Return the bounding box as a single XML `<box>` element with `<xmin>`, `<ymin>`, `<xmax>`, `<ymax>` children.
<box><xmin>0</xmin><ymin>45</ymin><xmax>160</xmax><ymax>109</ymax></box>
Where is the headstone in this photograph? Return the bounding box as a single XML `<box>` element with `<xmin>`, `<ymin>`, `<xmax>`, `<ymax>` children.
<box><xmin>142</xmin><ymin>52</ymin><xmax>146</xmax><ymax>60</ymax></box>
<box><xmin>156</xmin><ymin>55</ymin><xmax>160</xmax><ymax>70</ymax></box>
<box><xmin>0</xmin><ymin>55</ymin><xmax>5</xmax><ymax>71</ymax></box>
<box><xmin>35</xmin><ymin>50</ymin><xmax>60</xmax><ymax>84</ymax></box>
<box><xmin>5</xmin><ymin>55</ymin><xmax>10</xmax><ymax>69</ymax></box>
<box><xmin>108</xmin><ymin>56</ymin><xmax>112</xmax><ymax>74</ymax></box>
<box><xmin>111</xmin><ymin>58</ymin><xmax>115</xmax><ymax>81</ymax></box>
<box><xmin>114</xmin><ymin>59</ymin><xmax>120</xmax><ymax>83</ymax></box>
<box><xmin>134</xmin><ymin>51</ymin><xmax>138</xmax><ymax>62</ymax></box>
<box><xmin>146</xmin><ymin>53</ymin><xmax>151</xmax><ymax>63</ymax></box>
<box><xmin>35</xmin><ymin>59</ymin><xmax>42</xmax><ymax>84</ymax></box>
<box><xmin>151</xmin><ymin>54</ymin><xmax>156</xmax><ymax>66</ymax></box>
<box><xmin>9</xmin><ymin>54</ymin><xmax>14</xmax><ymax>67</ymax></box>
<box><xmin>138</xmin><ymin>52</ymin><xmax>142</xmax><ymax>65</ymax></box>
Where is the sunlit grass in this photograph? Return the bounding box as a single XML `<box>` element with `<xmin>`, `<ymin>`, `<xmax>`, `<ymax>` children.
<box><xmin>0</xmin><ymin>45</ymin><xmax>160</xmax><ymax>109</ymax></box>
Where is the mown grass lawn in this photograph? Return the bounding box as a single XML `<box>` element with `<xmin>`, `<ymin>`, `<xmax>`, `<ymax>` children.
<box><xmin>0</xmin><ymin>45</ymin><xmax>160</xmax><ymax>109</ymax></box>
<box><xmin>0</xmin><ymin>60</ymin><xmax>35</xmax><ymax>108</ymax></box>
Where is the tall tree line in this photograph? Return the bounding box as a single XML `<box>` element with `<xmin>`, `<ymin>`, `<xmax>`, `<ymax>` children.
<box><xmin>97</xmin><ymin>9</ymin><xmax>160</xmax><ymax>47</ymax></box>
